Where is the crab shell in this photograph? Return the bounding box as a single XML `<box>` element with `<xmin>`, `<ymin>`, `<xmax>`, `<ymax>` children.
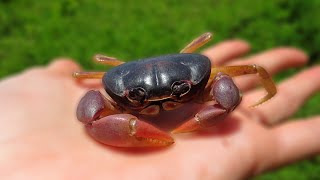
<box><xmin>103</xmin><ymin>53</ymin><xmax>211</xmax><ymax>112</ymax></box>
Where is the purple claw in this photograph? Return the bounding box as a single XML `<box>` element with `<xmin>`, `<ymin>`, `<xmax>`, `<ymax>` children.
<box><xmin>86</xmin><ymin>114</ymin><xmax>174</xmax><ymax>147</ymax></box>
<box><xmin>76</xmin><ymin>90</ymin><xmax>106</xmax><ymax>124</ymax></box>
<box><xmin>212</xmin><ymin>73</ymin><xmax>241</xmax><ymax>111</ymax></box>
<box><xmin>172</xmin><ymin>73</ymin><xmax>241</xmax><ymax>133</ymax></box>
<box><xmin>76</xmin><ymin>91</ymin><xmax>173</xmax><ymax>147</ymax></box>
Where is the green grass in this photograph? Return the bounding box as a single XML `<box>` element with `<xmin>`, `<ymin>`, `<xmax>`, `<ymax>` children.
<box><xmin>0</xmin><ymin>0</ymin><xmax>319</xmax><ymax>179</ymax></box>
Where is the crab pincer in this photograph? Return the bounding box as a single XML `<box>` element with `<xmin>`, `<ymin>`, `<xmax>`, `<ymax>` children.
<box><xmin>76</xmin><ymin>90</ymin><xmax>174</xmax><ymax>147</ymax></box>
<box><xmin>172</xmin><ymin>73</ymin><xmax>241</xmax><ymax>133</ymax></box>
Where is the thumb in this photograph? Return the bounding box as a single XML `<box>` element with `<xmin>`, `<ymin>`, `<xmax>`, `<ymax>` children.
<box><xmin>48</xmin><ymin>58</ymin><xmax>81</xmax><ymax>76</ymax></box>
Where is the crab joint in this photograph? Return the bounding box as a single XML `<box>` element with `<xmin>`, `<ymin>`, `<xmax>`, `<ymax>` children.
<box><xmin>172</xmin><ymin>105</ymin><xmax>227</xmax><ymax>134</ymax></box>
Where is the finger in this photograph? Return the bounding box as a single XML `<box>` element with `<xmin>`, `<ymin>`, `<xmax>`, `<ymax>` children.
<box><xmin>76</xmin><ymin>78</ymin><xmax>104</xmax><ymax>89</ymax></box>
<box><xmin>202</xmin><ymin>40</ymin><xmax>250</xmax><ymax>66</ymax></box>
<box><xmin>255</xmin><ymin>116</ymin><xmax>320</xmax><ymax>174</ymax></box>
<box><xmin>231</xmin><ymin>48</ymin><xmax>308</xmax><ymax>91</ymax></box>
<box><xmin>243</xmin><ymin>66</ymin><xmax>320</xmax><ymax>124</ymax></box>
<box><xmin>47</xmin><ymin>59</ymin><xmax>104</xmax><ymax>89</ymax></box>
<box><xmin>48</xmin><ymin>58</ymin><xmax>81</xmax><ymax>76</ymax></box>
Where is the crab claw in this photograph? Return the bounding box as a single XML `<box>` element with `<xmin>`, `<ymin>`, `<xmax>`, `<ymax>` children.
<box><xmin>172</xmin><ymin>73</ymin><xmax>241</xmax><ymax>134</ymax></box>
<box><xmin>76</xmin><ymin>90</ymin><xmax>122</xmax><ymax>125</ymax></box>
<box><xmin>85</xmin><ymin>114</ymin><xmax>174</xmax><ymax>147</ymax></box>
<box><xmin>76</xmin><ymin>90</ymin><xmax>173</xmax><ymax>147</ymax></box>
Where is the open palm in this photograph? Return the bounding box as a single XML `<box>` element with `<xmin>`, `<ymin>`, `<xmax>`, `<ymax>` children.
<box><xmin>1</xmin><ymin>40</ymin><xmax>320</xmax><ymax>180</ymax></box>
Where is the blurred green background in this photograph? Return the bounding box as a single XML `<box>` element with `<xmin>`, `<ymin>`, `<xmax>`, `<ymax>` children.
<box><xmin>0</xmin><ymin>0</ymin><xmax>319</xmax><ymax>179</ymax></box>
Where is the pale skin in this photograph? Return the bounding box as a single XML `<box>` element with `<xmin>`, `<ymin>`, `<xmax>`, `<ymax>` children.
<box><xmin>1</xmin><ymin>40</ymin><xmax>320</xmax><ymax>179</ymax></box>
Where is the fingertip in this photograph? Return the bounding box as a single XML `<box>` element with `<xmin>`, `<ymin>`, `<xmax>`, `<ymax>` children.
<box><xmin>48</xmin><ymin>58</ymin><xmax>82</xmax><ymax>74</ymax></box>
<box><xmin>221</xmin><ymin>39</ymin><xmax>251</xmax><ymax>49</ymax></box>
<box><xmin>226</xmin><ymin>39</ymin><xmax>251</xmax><ymax>51</ymax></box>
<box><xmin>223</xmin><ymin>39</ymin><xmax>251</xmax><ymax>54</ymax></box>
<box><xmin>305</xmin><ymin>65</ymin><xmax>320</xmax><ymax>74</ymax></box>
<box><xmin>296</xmin><ymin>65</ymin><xmax>320</xmax><ymax>84</ymax></box>
<box><xmin>268</xmin><ymin>116</ymin><xmax>320</xmax><ymax>170</ymax></box>
<box><xmin>203</xmin><ymin>39</ymin><xmax>251</xmax><ymax>54</ymax></box>
<box><xmin>271</xmin><ymin>47</ymin><xmax>309</xmax><ymax>65</ymax></box>
<box><xmin>203</xmin><ymin>39</ymin><xmax>251</xmax><ymax>65</ymax></box>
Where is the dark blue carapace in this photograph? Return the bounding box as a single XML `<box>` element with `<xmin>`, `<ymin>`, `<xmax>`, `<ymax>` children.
<box><xmin>74</xmin><ymin>32</ymin><xmax>277</xmax><ymax>147</ymax></box>
<box><xmin>103</xmin><ymin>53</ymin><xmax>211</xmax><ymax>110</ymax></box>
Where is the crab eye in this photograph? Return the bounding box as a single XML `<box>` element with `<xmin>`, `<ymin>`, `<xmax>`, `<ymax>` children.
<box><xmin>171</xmin><ymin>81</ymin><xmax>191</xmax><ymax>97</ymax></box>
<box><xmin>127</xmin><ymin>87</ymin><xmax>147</xmax><ymax>103</ymax></box>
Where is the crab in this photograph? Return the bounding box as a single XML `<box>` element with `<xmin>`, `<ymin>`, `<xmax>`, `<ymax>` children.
<box><xmin>73</xmin><ymin>32</ymin><xmax>277</xmax><ymax>147</ymax></box>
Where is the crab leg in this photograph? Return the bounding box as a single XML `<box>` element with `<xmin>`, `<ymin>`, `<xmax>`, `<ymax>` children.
<box><xmin>94</xmin><ymin>54</ymin><xmax>125</xmax><ymax>66</ymax></box>
<box><xmin>73</xmin><ymin>54</ymin><xmax>125</xmax><ymax>79</ymax></box>
<box><xmin>180</xmin><ymin>32</ymin><xmax>213</xmax><ymax>53</ymax></box>
<box><xmin>72</xmin><ymin>54</ymin><xmax>125</xmax><ymax>79</ymax></box>
<box><xmin>73</xmin><ymin>71</ymin><xmax>105</xmax><ymax>79</ymax></box>
<box><xmin>172</xmin><ymin>73</ymin><xmax>241</xmax><ymax>133</ymax></box>
<box><xmin>77</xmin><ymin>90</ymin><xmax>174</xmax><ymax>147</ymax></box>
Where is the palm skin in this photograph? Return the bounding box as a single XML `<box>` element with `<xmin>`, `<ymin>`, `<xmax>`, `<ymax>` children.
<box><xmin>1</xmin><ymin>40</ymin><xmax>320</xmax><ymax>180</ymax></box>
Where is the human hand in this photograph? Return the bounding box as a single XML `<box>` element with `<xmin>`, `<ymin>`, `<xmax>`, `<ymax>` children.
<box><xmin>1</xmin><ymin>40</ymin><xmax>319</xmax><ymax>179</ymax></box>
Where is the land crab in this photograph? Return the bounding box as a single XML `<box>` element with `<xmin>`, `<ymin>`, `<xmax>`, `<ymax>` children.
<box><xmin>73</xmin><ymin>33</ymin><xmax>277</xmax><ymax>147</ymax></box>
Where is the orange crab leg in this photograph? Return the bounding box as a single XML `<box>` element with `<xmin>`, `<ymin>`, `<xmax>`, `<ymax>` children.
<box><xmin>180</xmin><ymin>32</ymin><xmax>213</xmax><ymax>53</ymax></box>
<box><xmin>94</xmin><ymin>54</ymin><xmax>125</xmax><ymax>66</ymax></box>
<box><xmin>72</xmin><ymin>71</ymin><xmax>105</xmax><ymax>79</ymax></box>
<box><xmin>72</xmin><ymin>54</ymin><xmax>125</xmax><ymax>79</ymax></box>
